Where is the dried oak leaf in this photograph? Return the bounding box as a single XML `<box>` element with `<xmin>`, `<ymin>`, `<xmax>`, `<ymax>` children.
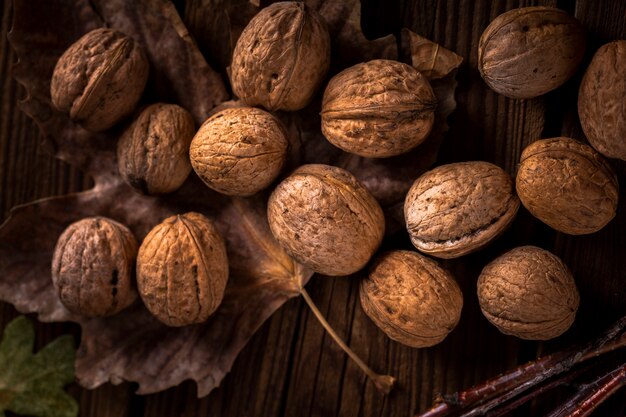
<box><xmin>3</xmin><ymin>0</ymin><xmax>311</xmax><ymax>397</ymax></box>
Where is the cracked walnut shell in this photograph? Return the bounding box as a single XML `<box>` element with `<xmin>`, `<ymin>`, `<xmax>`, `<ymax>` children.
<box><xmin>51</xmin><ymin>28</ymin><xmax>149</xmax><ymax>131</ymax></box>
<box><xmin>516</xmin><ymin>137</ymin><xmax>618</xmax><ymax>235</ymax></box>
<box><xmin>360</xmin><ymin>250</ymin><xmax>463</xmax><ymax>348</ymax></box>
<box><xmin>137</xmin><ymin>212</ymin><xmax>228</xmax><ymax>327</ymax></box>
<box><xmin>51</xmin><ymin>217</ymin><xmax>138</xmax><ymax>317</ymax></box>
<box><xmin>230</xmin><ymin>2</ymin><xmax>331</xmax><ymax>111</ymax></box>
<box><xmin>268</xmin><ymin>164</ymin><xmax>384</xmax><ymax>276</ymax></box>
<box><xmin>321</xmin><ymin>59</ymin><xmax>437</xmax><ymax>158</ymax></box>
<box><xmin>404</xmin><ymin>161</ymin><xmax>520</xmax><ymax>259</ymax></box>
<box><xmin>478</xmin><ymin>246</ymin><xmax>579</xmax><ymax>340</ymax></box>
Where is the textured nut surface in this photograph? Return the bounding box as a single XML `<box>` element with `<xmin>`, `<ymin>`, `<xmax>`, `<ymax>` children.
<box><xmin>478</xmin><ymin>246</ymin><xmax>579</xmax><ymax>340</ymax></box>
<box><xmin>321</xmin><ymin>59</ymin><xmax>437</xmax><ymax>158</ymax></box>
<box><xmin>189</xmin><ymin>107</ymin><xmax>288</xmax><ymax>196</ymax></box>
<box><xmin>404</xmin><ymin>161</ymin><xmax>520</xmax><ymax>259</ymax></box>
<box><xmin>268</xmin><ymin>164</ymin><xmax>384</xmax><ymax>276</ymax></box>
<box><xmin>137</xmin><ymin>212</ymin><xmax>228</xmax><ymax>327</ymax></box>
<box><xmin>478</xmin><ymin>7</ymin><xmax>585</xmax><ymax>99</ymax></box>
<box><xmin>117</xmin><ymin>103</ymin><xmax>195</xmax><ymax>195</ymax></box>
<box><xmin>579</xmin><ymin>40</ymin><xmax>626</xmax><ymax>161</ymax></box>
<box><xmin>51</xmin><ymin>28</ymin><xmax>149</xmax><ymax>131</ymax></box>
<box><xmin>516</xmin><ymin>137</ymin><xmax>618</xmax><ymax>235</ymax></box>
<box><xmin>51</xmin><ymin>217</ymin><xmax>138</xmax><ymax>317</ymax></box>
<box><xmin>231</xmin><ymin>1</ymin><xmax>330</xmax><ymax>111</ymax></box>
<box><xmin>360</xmin><ymin>250</ymin><xmax>463</xmax><ymax>348</ymax></box>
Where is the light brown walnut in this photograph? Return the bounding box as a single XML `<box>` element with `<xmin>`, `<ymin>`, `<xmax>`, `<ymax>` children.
<box><xmin>230</xmin><ymin>2</ymin><xmax>330</xmax><ymax>111</ymax></box>
<box><xmin>51</xmin><ymin>28</ymin><xmax>149</xmax><ymax>131</ymax></box>
<box><xmin>267</xmin><ymin>164</ymin><xmax>384</xmax><ymax>276</ymax></box>
<box><xmin>321</xmin><ymin>59</ymin><xmax>437</xmax><ymax>158</ymax></box>
<box><xmin>189</xmin><ymin>107</ymin><xmax>288</xmax><ymax>196</ymax></box>
<box><xmin>51</xmin><ymin>217</ymin><xmax>138</xmax><ymax>317</ymax></box>
<box><xmin>136</xmin><ymin>212</ymin><xmax>228</xmax><ymax>327</ymax></box>
<box><xmin>478</xmin><ymin>7</ymin><xmax>586</xmax><ymax>99</ymax></box>
<box><xmin>516</xmin><ymin>137</ymin><xmax>618</xmax><ymax>235</ymax></box>
<box><xmin>117</xmin><ymin>103</ymin><xmax>195</xmax><ymax>195</ymax></box>
<box><xmin>404</xmin><ymin>161</ymin><xmax>520</xmax><ymax>259</ymax></box>
<box><xmin>477</xmin><ymin>246</ymin><xmax>579</xmax><ymax>340</ymax></box>
<box><xmin>360</xmin><ymin>250</ymin><xmax>463</xmax><ymax>348</ymax></box>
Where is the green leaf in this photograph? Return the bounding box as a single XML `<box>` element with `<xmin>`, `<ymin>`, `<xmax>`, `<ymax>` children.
<box><xmin>0</xmin><ymin>317</ymin><xmax>78</xmax><ymax>417</ymax></box>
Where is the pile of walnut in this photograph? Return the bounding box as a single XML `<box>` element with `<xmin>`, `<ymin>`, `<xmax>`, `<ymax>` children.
<box><xmin>50</xmin><ymin>1</ymin><xmax>622</xmax><ymax>352</ymax></box>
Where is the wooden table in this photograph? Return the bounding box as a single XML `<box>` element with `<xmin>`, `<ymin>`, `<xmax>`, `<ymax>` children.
<box><xmin>1</xmin><ymin>1</ymin><xmax>625</xmax><ymax>416</ymax></box>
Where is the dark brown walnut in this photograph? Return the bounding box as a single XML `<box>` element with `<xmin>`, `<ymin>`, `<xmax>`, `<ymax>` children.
<box><xmin>321</xmin><ymin>59</ymin><xmax>437</xmax><ymax>158</ymax></box>
<box><xmin>360</xmin><ymin>250</ymin><xmax>462</xmax><ymax>348</ymax></box>
<box><xmin>189</xmin><ymin>107</ymin><xmax>288</xmax><ymax>196</ymax></box>
<box><xmin>516</xmin><ymin>137</ymin><xmax>618</xmax><ymax>235</ymax></box>
<box><xmin>51</xmin><ymin>217</ymin><xmax>138</xmax><ymax>317</ymax></box>
<box><xmin>478</xmin><ymin>246</ymin><xmax>579</xmax><ymax>340</ymax></box>
<box><xmin>478</xmin><ymin>7</ymin><xmax>586</xmax><ymax>99</ymax></box>
<box><xmin>136</xmin><ymin>212</ymin><xmax>228</xmax><ymax>327</ymax></box>
<box><xmin>579</xmin><ymin>40</ymin><xmax>626</xmax><ymax>161</ymax></box>
<box><xmin>117</xmin><ymin>103</ymin><xmax>195</xmax><ymax>195</ymax></box>
<box><xmin>404</xmin><ymin>161</ymin><xmax>520</xmax><ymax>259</ymax></box>
<box><xmin>230</xmin><ymin>2</ymin><xmax>330</xmax><ymax>111</ymax></box>
<box><xmin>50</xmin><ymin>28</ymin><xmax>149</xmax><ymax>131</ymax></box>
<box><xmin>268</xmin><ymin>164</ymin><xmax>384</xmax><ymax>276</ymax></box>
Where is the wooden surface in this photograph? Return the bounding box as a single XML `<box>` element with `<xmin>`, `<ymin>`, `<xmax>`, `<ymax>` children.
<box><xmin>1</xmin><ymin>0</ymin><xmax>626</xmax><ymax>416</ymax></box>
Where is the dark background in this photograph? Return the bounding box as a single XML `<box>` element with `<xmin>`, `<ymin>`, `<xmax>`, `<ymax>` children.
<box><xmin>1</xmin><ymin>0</ymin><xmax>625</xmax><ymax>416</ymax></box>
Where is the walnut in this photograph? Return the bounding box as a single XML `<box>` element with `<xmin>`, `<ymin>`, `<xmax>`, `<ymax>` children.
<box><xmin>117</xmin><ymin>103</ymin><xmax>195</xmax><ymax>195</ymax></box>
<box><xmin>51</xmin><ymin>217</ymin><xmax>138</xmax><ymax>317</ymax></box>
<box><xmin>404</xmin><ymin>161</ymin><xmax>520</xmax><ymax>259</ymax></box>
<box><xmin>516</xmin><ymin>137</ymin><xmax>618</xmax><ymax>235</ymax></box>
<box><xmin>230</xmin><ymin>2</ymin><xmax>331</xmax><ymax>111</ymax></box>
<box><xmin>136</xmin><ymin>212</ymin><xmax>228</xmax><ymax>327</ymax></box>
<box><xmin>267</xmin><ymin>164</ymin><xmax>384</xmax><ymax>276</ymax></box>
<box><xmin>189</xmin><ymin>107</ymin><xmax>288</xmax><ymax>196</ymax></box>
<box><xmin>51</xmin><ymin>28</ymin><xmax>149</xmax><ymax>132</ymax></box>
<box><xmin>321</xmin><ymin>59</ymin><xmax>437</xmax><ymax>158</ymax></box>
<box><xmin>578</xmin><ymin>40</ymin><xmax>626</xmax><ymax>161</ymax></box>
<box><xmin>478</xmin><ymin>7</ymin><xmax>586</xmax><ymax>99</ymax></box>
<box><xmin>360</xmin><ymin>250</ymin><xmax>463</xmax><ymax>348</ymax></box>
<box><xmin>478</xmin><ymin>246</ymin><xmax>579</xmax><ymax>340</ymax></box>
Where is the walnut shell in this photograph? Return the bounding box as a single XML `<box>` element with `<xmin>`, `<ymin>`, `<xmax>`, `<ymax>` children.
<box><xmin>268</xmin><ymin>164</ymin><xmax>384</xmax><ymax>276</ymax></box>
<box><xmin>137</xmin><ymin>212</ymin><xmax>228</xmax><ymax>327</ymax></box>
<box><xmin>51</xmin><ymin>28</ymin><xmax>149</xmax><ymax>131</ymax></box>
<box><xmin>578</xmin><ymin>40</ymin><xmax>626</xmax><ymax>161</ymax></box>
<box><xmin>321</xmin><ymin>59</ymin><xmax>437</xmax><ymax>158</ymax></box>
<box><xmin>51</xmin><ymin>217</ymin><xmax>138</xmax><ymax>317</ymax></box>
<box><xmin>189</xmin><ymin>107</ymin><xmax>288</xmax><ymax>196</ymax></box>
<box><xmin>478</xmin><ymin>7</ymin><xmax>586</xmax><ymax>99</ymax></box>
<box><xmin>478</xmin><ymin>246</ymin><xmax>579</xmax><ymax>340</ymax></box>
<box><xmin>231</xmin><ymin>2</ymin><xmax>331</xmax><ymax>111</ymax></box>
<box><xmin>117</xmin><ymin>103</ymin><xmax>195</xmax><ymax>195</ymax></box>
<box><xmin>516</xmin><ymin>137</ymin><xmax>618</xmax><ymax>235</ymax></box>
<box><xmin>404</xmin><ymin>161</ymin><xmax>520</xmax><ymax>259</ymax></box>
<box><xmin>360</xmin><ymin>250</ymin><xmax>463</xmax><ymax>348</ymax></box>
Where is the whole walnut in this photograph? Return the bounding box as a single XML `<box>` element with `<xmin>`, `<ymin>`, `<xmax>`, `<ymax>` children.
<box><xmin>189</xmin><ymin>107</ymin><xmax>288</xmax><ymax>196</ymax></box>
<box><xmin>51</xmin><ymin>217</ymin><xmax>138</xmax><ymax>317</ymax></box>
<box><xmin>516</xmin><ymin>137</ymin><xmax>618</xmax><ymax>235</ymax></box>
<box><xmin>360</xmin><ymin>250</ymin><xmax>463</xmax><ymax>348</ymax></box>
<box><xmin>51</xmin><ymin>28</ymin><xmax>149</xmax><ymax>131</ymax></box>
<box><xmin>404</xmin><ymin>161</ymin><xmax>520</xmax><ymax>259</ymax></box>
<box><xmin>117</xmin><ymin>103</ymin><xmax>195</xmax><ymax>195</ymax></box>
<box><xmin>230</xmin><ymin>2</ymin><xmax>330</xmax><ymax>111</ymax></box>
<box><xmin>478</xmin><ymin>246</ymin><xmax>579</xmax><ymax>340</ymax></box>
<box><xmin>578</xmin><ymin>41</ymin><xmax>626</xmax><ymax>161</ymax></box>
<box><xmin>137</xmin><ymin>212</ymin><xmax>228</xmax><ymax>327</ymax></box>
<box><xmin>321</xmin><ymin>59</ymin><xmax>437</xmax><ymax>158</ymax></box>
<box><xmin>478</xmin><ymin>7</ymin><xmax>585</xmax><ymax>99</ymax></box>
<box><xmin>268</xmin><ymin>164</ymin><xmax>384</xmax><ymax>276</ymax></box>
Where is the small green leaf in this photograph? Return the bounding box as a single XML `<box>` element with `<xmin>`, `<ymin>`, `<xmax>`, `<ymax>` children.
<box><xmin>0</xmin><ymin>317</ymin><xmax>78</xmax><ymax>417</ymax></box>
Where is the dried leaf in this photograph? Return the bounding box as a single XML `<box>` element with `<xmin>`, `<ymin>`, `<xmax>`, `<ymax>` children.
<box><xmin>401</xmin><ymin>29</ymin><xmax>464</xmax><ymax>80</ymax></box>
